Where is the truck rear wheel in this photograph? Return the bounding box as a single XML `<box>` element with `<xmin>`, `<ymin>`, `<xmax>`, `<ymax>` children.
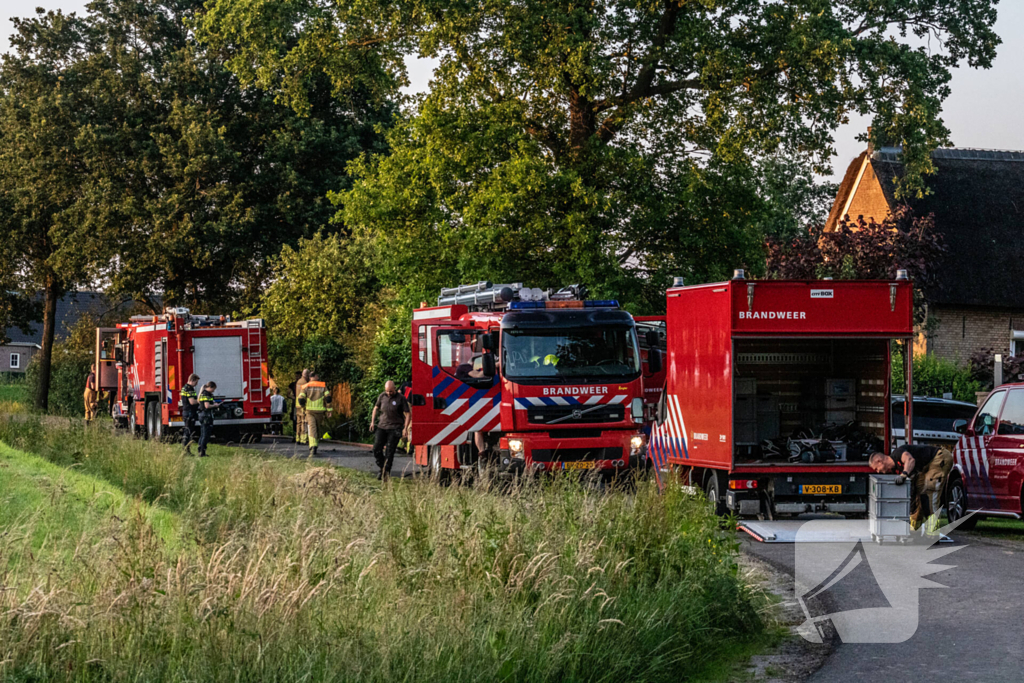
<box><xmin>704</xmin><ymin>472</ymin><xmax>726</xmax><ymax>516</ymax></box>
<box><xmin>145</xmin><ymin>401</ymin><xmax>163</xmax><ymax>441</ymax></box>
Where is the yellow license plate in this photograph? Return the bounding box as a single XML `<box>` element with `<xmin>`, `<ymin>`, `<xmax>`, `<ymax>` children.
<box><xmin>801</xmin><ymin>484</ymin><xmax>841</xmax><ymax>495</ymax></box>
<box><xmin>562</xmin><ymin>461</ymin><xmax>596</xmax><ymax>470</ymax></box>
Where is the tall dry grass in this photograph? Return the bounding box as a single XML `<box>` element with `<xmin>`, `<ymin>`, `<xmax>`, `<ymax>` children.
<box><xmin>0</xmin><ymin>414</ymin><xmax>766</xmax><ymax>681</ymax></box>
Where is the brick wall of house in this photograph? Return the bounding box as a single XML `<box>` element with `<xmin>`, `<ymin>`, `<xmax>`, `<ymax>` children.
<box><xmin>843</xmin><ymin>161</ymin><xmax>892</xmax><ymax>226</ymax></box>
<box><xmin>921</xmin><ymin>305</ymin><xmax>1024</xmax><ymax>364</ymax></box>
<box><xmin>0</xmin><ymin>345</ymin><xmax>37</xmax><ymax>373</ymax></box>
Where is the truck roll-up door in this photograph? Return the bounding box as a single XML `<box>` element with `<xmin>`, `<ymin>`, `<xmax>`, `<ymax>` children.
<box><xmin>94</xmin><ymin>327</ymin><xmax>123</xmax><ymax>392</ymax></box>
<box><xmin>192</xmin><ymin>336</ymin><xmax>244</xmax><ymax>398</ymax></box>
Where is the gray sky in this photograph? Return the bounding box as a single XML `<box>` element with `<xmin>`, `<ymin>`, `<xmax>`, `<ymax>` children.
<box><xmin>2</xmin><ymin>0</ymin><xmax>1021</xmax><ymax>177</ymax></box>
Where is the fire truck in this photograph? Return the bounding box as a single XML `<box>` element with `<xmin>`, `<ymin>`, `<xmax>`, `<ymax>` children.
<box><xmin>648</xmin><ymin>272</ymin><xmax>917</xmax><ymax>518</ymax></box>
<box><xmin>95</xmin><ymin>308</ymin><xmax>272</xmax><ymax>441</ymax></box>
<box><xmin>410</xmin><ymin>282</ymin><xmax>658</xmax><ymax>477</ymax></box>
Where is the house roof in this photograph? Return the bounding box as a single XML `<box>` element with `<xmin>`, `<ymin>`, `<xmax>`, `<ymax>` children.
<box><xmin>827</xmin><ymin>146</ymin><xmax>1024</xmax><ymax>309</ymax></box>
<box><xmin>4</xmin><ymin>291</ymin><xmax>137</xmax><ymax>346</ymax></box>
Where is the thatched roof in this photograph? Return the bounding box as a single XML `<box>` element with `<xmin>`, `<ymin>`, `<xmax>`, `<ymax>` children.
<box><xmin>830</xmin><ymin>147</ymin><xmax>1024</xmax><ymax>309</ymax></box>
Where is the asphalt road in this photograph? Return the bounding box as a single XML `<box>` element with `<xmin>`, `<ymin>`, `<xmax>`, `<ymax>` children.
<box><xmin>742</xmin><ymin>528</ymin><xmax>1024</xmax><ymax>681</ymax></box>
<box><xmin>242</xmin><ymin>435</ymin><xmax>424</xmax><ymax>478</ymax></box>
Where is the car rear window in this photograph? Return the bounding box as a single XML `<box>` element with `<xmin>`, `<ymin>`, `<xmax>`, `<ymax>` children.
<box><xmin>891</xmin><ymin>400</ymin><xmax>978</xmax><ymax>432</ymax></box>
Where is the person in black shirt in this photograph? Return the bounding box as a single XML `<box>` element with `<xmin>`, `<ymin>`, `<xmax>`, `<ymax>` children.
<box><xmin>180</xmin><ymin>373</ymin><xmax>201</xmax><ymax>455</ymax></box>
<box><xmin>370</xmin><ymin>380</ymin><xmax>411</xmax><ymax>480</ymax></box>
<box><xmin>869</xmin><ymin>444</ymin><xmax>953</xmax><ymax>533</ymax></box>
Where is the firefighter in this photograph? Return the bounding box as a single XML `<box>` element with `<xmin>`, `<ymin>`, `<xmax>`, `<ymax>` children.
<box><xmin>84</xmin><ymin>364</ymin><xmax>98</xmax><ymax>424</ymax></box>
<box><xmin>370</xmin><ymin>380</ymin><xmax>411</xmax><ymax>480</ymax></box>
<box><xmin>294</xmin><ymin>369</ymin><xmax>311</xmax><ymax>445</ymax></box>
<box><xmin>180</xmin><ymin>373</ymin><xmax>201</xmax><ymax>454</ymax></box>
<box><xmin>869</xmin><ymin>444</ymin><xmax>954</xmax><ymax>535</ymax></box>
<box><xmin>297</xmin><ymin>371</ymin><xmax>330</xmax><ymax>456</ymax></box>
<box><xmin>197</xmin><ymin>381</ymin><xmax>218</xmax><ymax>458</ymax></box>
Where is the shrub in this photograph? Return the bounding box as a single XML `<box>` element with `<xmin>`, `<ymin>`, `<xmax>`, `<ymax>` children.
<box><xmin>891</xmin><ymin>352</ymin><xmax>983</xmax><ymax>402</ymax></box>
<box><xmin>968</xmin><ymin>347</ymin><xmax>1024</xmax><ymax>391</ymax></box>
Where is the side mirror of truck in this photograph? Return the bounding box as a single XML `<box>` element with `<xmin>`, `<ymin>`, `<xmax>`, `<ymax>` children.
<box><xmin>647</xmin><ymin>349</ymin><xmax>663</xmax><ymax>374</ymax></box>
<box><xmin>114</xmin><ymin>347</ymin><xmax>124</xmax><ymax>362</ymax></box>
<box><xmin>645</xmin><ymin>330</ymin><xmax>659</xmax><ymax>347</ymax></box>
<box><xmin>480</xmin><ymin>352</ymin><xmax>496</xmax><ymax>378</ymax></box>
<box><xmin>480</xmin><ymin>332</ymin><xmax>496</xmax><ymax>351</ymax></box>
<box><xmin>953</xmin><ymin>419</ymin><xmax>968</xmax><ymax>434</ymax></box>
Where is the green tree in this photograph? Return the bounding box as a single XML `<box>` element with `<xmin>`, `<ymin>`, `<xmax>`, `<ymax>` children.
<box><xmin>74</xmin><ymin>0</ymin><xmax>393</xmax><ymax>313</ymax></box>
<box><xmin>202</xmin><ymin>0</ymin><xmax>999</xmax><ymax>310</ymax></box>
<box><xmin>0</xmin><ymin>10</ymin><xmax>107</xmax><ymax>409</ymax></box>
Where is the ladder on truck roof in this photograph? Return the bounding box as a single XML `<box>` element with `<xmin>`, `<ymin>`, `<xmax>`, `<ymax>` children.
<box><xmin>245</xmin><ymin>321</ymin><xmax>264</xmax><ymax>402</ymax></box>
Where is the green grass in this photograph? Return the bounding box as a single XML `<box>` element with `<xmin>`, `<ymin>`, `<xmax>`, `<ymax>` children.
<box><xmin>0</xmin><ymin>375</ymin><xmax>30</xmax><ymax>411</ymax></box>
<box><xmin>0</xmin><ymin>412</ymin><xmax>771</xmax><ymax>682</ymax></box>
<box><xmin>964</xmin><ymin>516</ymin><xmax>1024</xmax><ymax>539</ymax></box>
<box><xmin>0</xmin><ymin>441</ymin><xmax>179</xmax><ymax>578</ymax></box>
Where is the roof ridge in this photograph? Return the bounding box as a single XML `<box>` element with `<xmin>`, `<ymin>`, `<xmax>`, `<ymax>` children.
<box><xmin>874</xmin><ymin>147</ymin><xmax>1024</xmax><ymax>163</ymax></box>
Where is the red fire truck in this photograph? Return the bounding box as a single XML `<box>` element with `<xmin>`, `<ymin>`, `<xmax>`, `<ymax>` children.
<box><xmin>410</xmin><ymin>283</ymin><xmax>658</xmax><ymax>477</ymax></box>
<box><xmin>95</xmin><ymin>308</ymin><xmax>271</xmax><ymax>441</ymax></box>
<box><xmin>648</xmin><ymin>272</ymin><xmax>916</xmax><ymax>518</ymax></box>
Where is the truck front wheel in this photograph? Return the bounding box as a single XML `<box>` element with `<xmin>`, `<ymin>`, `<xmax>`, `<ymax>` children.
<box><xmin>429</xmin><ymin>446</ymin><xmax>450</xmax><ymax>485</ymax></box>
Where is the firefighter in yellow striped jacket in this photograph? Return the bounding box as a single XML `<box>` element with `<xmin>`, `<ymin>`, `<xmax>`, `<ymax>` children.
<box><xmin>297</xmin><ymin>372</ymin><xmax>331</xmax><ymax>456</ymax></box>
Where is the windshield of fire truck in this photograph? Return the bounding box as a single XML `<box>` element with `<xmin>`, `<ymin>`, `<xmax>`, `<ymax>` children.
<box><xmin>501</xmin><ymin>327</ymin><xmax>641</xmax><ymax>382</ymax></box>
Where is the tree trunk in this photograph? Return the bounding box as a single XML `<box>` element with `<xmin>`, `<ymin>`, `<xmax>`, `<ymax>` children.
<box><xmin>34</xmin><ymin>274</ymin><xmax>60</xmax><ymax>412</ymax></box>
<box><xmin>568</xmin><ymin>90</ymin><xmax>596</xmax><ymax>161</ymax></box>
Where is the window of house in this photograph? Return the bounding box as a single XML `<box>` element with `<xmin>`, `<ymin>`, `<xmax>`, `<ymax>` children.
<box><xmin>1012</xmin><ymin>330</ymin><xmax>1024</xmax><ymax>357</ymax></box>
<box><xmin>9</xmin><ymin>353</ymin><xmax>20</xmax><ymax>369</ymax></box>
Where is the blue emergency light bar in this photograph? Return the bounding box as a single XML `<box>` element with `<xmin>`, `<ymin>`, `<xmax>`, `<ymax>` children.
<box><xmin>509</xmin><ymin>300</ymin><xmax>619</xmax><ymax>310</ymax></box>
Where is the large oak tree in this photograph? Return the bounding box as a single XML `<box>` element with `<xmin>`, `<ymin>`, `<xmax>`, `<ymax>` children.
<box><xmin>200</xmin><ymin>0</ymin><xmax>999</xmax><ymax>310</ymax></box>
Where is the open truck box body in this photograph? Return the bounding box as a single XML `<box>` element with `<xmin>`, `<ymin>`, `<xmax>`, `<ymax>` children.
<box><xmin>655</xmin><ymin>278</ymin><xmax>914</xmax><ymax>516</ymax></box>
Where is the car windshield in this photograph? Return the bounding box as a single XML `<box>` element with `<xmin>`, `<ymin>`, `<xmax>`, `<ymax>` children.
<box><xmin>891</xmin><ymin>401</ymin><xmax>978</xmax><ymax>432</ymax></box>
<box><xmin>502</xmin><ymin>327</ymin><xmax>641</xmax><ymax>382</ymax></box>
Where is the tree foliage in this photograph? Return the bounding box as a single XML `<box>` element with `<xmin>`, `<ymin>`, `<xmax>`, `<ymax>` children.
<box><xmin>202</xmin><ymin>0</ymin><xmax>998</xmax><ymax>311</ymax></box>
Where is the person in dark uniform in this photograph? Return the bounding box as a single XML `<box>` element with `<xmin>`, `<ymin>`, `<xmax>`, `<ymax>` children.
<box><xmin>870</xmin><ymin>444</ymin><xmax>954</xmax><ymax>534</ymax></box>
<box><xmin>197</xmin><ymin>381</ymin><xmax>218</xmax><ymax>458</ymax></box>
<box><xmin>370</xmin><ymin>380</ymin><xmax>411</xmax><ymax>480</ymax></box>
<box><xmin>180</xmin><ymin>373</ymin><xmax>201</xmax><ymax>455</ymax></box>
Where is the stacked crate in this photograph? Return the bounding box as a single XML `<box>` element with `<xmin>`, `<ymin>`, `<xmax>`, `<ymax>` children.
<box><xmin>869</xmin><ymin>474</ymin><xmax>911</xmax><ymax>542</ymax></box>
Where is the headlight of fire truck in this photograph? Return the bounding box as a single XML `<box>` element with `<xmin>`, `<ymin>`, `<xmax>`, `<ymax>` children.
<box><xmin>630</xmin><ymin>435</ymin><xmax>645</xmax><ymax>452</ymax></box>
<box><xmin>508</xmin><ymin>439</ymin><xmax>524</xmax><ymax>457</ymax></box>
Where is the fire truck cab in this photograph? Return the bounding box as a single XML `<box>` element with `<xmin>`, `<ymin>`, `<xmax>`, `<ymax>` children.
<box><xmin>411</xmin><ymin>283</ymin><xmax>656</xmax><ymax>477</ymax></box>
<box><xmin>649</xmin><ymin>272</ymin><xmax>917</xmax><ymax>518</ymax></box>
<box><xmin>95</xmin><ymin>308</ymin><xmax>271</xmax><ymax>442</ymax></box>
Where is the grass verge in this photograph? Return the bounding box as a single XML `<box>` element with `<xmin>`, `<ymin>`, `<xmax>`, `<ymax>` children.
<box><xmin>0</xmin><ymin>413</ymin><xmax>769</xmax><ymax>682</ymax></box>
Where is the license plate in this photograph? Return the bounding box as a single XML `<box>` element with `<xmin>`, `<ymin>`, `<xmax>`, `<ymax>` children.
<box><xmin>562</xmin><ymin>461</ymin><xmax>596</xmax><ymax>470</ymax></box>
<box><xmin>801</xmin><ymin>484</ymin><xmax>841</xmax><ymax>495</ymax></box>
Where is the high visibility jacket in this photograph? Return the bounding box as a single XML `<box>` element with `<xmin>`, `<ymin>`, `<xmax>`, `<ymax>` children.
<box><xmin>180</xmin><ymin>384</ymin><xmax>198</xmax><ymax>416</ymax></box>
<box><xmin>299</xmin><ymin>381</ymin><xmax>331</xmax><ymax>412</ymax></box>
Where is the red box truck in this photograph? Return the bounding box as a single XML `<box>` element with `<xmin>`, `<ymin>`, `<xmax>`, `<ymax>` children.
<box><xmin>96</xmin><ymin>308</ymin><xmax>271</xmax><ymax>442</ymax></box>
<box><xmin>648</xmin><ymin>273</ymin><xmax>915</xmax><ymax>518</ymax></box>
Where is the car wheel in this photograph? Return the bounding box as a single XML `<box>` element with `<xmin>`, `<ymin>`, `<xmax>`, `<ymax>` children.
<box><xmin>946</xmin><ymin>477</ymin><xmax>978</xmax><ymax>530</ymax></box>
<box><xmin>705</xmin><ymin>472</ymin><xmax>726</xmax><ymax>516</ymax></box>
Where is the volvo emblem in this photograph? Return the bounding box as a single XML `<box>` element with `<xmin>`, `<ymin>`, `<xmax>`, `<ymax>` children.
<box><xmin>571</xmin><ymin>409</ymin><xmax>583</xmax><ymax>420</ymax></box>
